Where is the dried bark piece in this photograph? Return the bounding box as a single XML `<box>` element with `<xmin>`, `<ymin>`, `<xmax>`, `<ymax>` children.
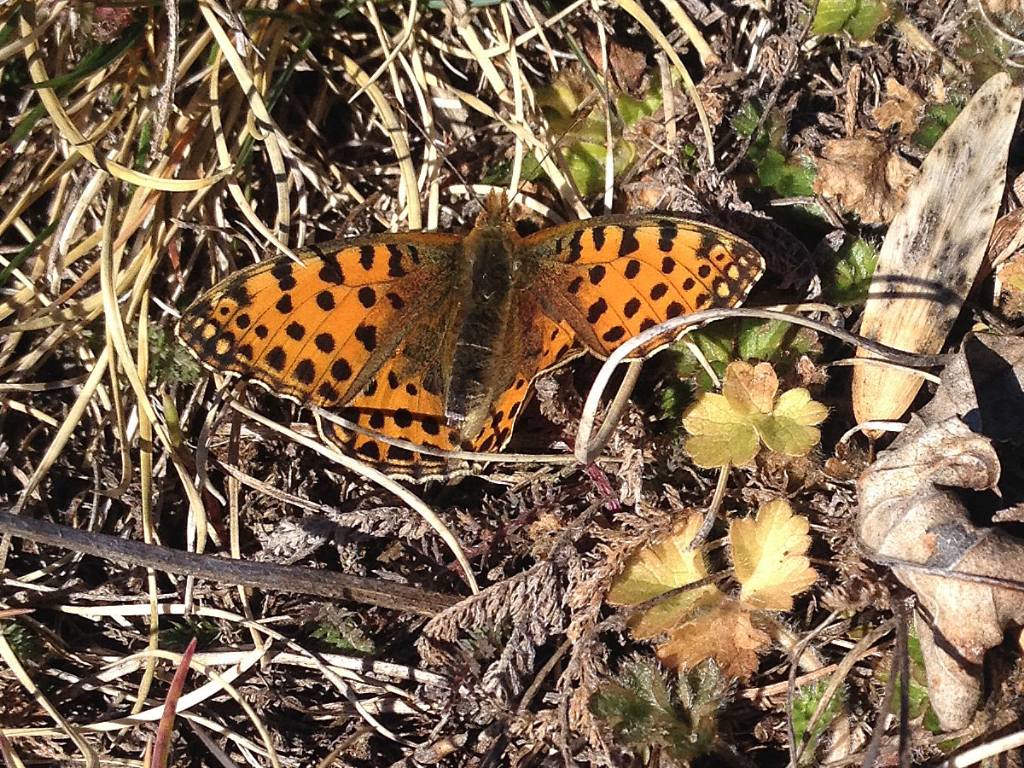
<box><xmin>852</xmin><ymin>73</ymin><xmax>1023</xmax><ymax>426</ymax></box>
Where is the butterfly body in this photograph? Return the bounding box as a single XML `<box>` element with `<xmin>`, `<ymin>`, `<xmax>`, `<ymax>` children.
<box><xmin>446</xmin><ymin>203</ymin><xmax>523</xmax><ymax>439</ymax></box>
<box><xmin>178</xmin><ymin>195</ymin><xmax>764</xmax><ymax>474</ymax></box>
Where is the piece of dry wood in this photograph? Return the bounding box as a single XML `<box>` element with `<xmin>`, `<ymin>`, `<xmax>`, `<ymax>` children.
<box><xmin>0</xmin><ymin>511</ymin><xmax>459</xmax><ymax>616</ymax></box>
<box><xmin>852</xmin><ymin>73</ymin><xmax>1022</xmax><ymax>426</ymax></box>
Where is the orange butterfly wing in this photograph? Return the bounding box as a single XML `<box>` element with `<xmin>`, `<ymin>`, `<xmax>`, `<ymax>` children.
<box><xmin>178</xmin><ymin>233</ymin><xmax>460</xmax><ymax>426</ymax></box>
<box><xmin>522</xmin><ymin>216</ymin><xmax>764</xmax><ymax>357</ymax></box>
<box><xmin>179</xmin><ymin>211</ymin><xmax>764</xmax><ymax>476</ymax></box>
<box><xmin>322</xmin><ymin>307</ymin><xmax>580</xmax><ymax>468</ymax></box>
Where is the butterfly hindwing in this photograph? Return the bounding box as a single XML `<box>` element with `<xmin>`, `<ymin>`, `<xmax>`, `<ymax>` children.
<box><xmin>322</xmin><ymin>300</ymin><xmax>581</xmax><ymax>471</ymax></box>
<box><xmin>474</xmin><ymin>305</ymin><xmax>581</xmax><ymax>453</ymax></box>
<box><xmin>521</xmin><ymin>216</ymin><xmax>765</xmax><ymax>357</ymax></box>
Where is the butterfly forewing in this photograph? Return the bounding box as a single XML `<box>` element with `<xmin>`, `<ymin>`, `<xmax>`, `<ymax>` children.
<box><xmin>178</xmin><ymin>233</ymin><xmax>460</xmax><ymax>407</ymax></box>
<box><xmin>521</xmin><ymin>216</ymin><xmax>764</xmax><ymax>358</ymax></box>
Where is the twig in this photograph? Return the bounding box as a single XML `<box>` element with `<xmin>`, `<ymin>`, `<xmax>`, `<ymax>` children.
<box><xmin>0</xmin><ymin>511</ymin><xmax>459</xmax><ymax>616</ymax></box>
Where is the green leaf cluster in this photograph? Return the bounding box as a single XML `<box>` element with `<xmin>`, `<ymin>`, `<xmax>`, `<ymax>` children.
<box><xmin>148</xmin><ymin>326</ymin><xmax>202</xmax><ymax>387</ymax></box>
<box><xmin>159</xmin><ymin>617</ymin><xmax>219</xmax><ymax>649</ymax></box>
<box><xmin>311</xmin><ymin>616</ymin><xmax>376</xmax><ymax>654</ymax></box>
<box><xmin>810</xmin><ymin>0</ymin><xmax>891</xmax><ymax>39</ymax></box>
<box><xmin>823</xmin><ymin>237</ymin><xmax>878</xmax><ymax>306</ymax></box>
<box><xmin>591</xmin><ymin>657</ymin><xmax>725</xmax><ymax>764</ymax></box>
<box><xmin>672</xmin><ymin>318</ymin><xmax>818</xmax><ymax>389</ymax></box>
<box><xmin>731</xmin><ymin>101</ymin><xmax>816</xmax><ymax>198</ymax></box>
<box><xmin>912</xmin><ymin>99</ymin><xmax>964</xmax><ymax>149</ymax></box>
<box><xmin>488</xmin><ymin>72</ymin><xmax>662</xmax><ymax>197</ymax></box>
<box><xmin>792</xmin><ymin>680</ymin><xmax>848</xmax><ymax>764</ymax></box>
<box><xmin>957</xmin><ymin>16</ymin><xmax>1016</xmax><ymax>88</ymax></box>
<box><xmin>682</xmin><ymin>362</ymin><xmax>827</xmax><ymax>468</ymax></box>
<box><xmin>1</xmin><ymin>621</ymin><xmax>43</xmax><ymax>663</ymax></box>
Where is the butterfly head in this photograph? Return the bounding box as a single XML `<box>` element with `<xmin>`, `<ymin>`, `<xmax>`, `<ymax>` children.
<box><xmin>478</xmin><ymin>190</ymin><xmax>512</xmax><ymax>227</ymax></box>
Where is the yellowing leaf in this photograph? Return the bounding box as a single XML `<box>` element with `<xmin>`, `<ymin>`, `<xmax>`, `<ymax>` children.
<box><xmin>655</xmin><ymin>600</ymin><xmax>770</xmax><ymax>679</ymax></box>
<box><xmin>607</xmin><ymin>516</ymin><xmax>722</xmax><ymax>638</ymax></box>
<box><xmin>755</xmin><ymin>388</ymin><xmax>829</xmax><ymax>457</ymax></box>
<box><xmin>683</xmin><ymin>362</ymin><xmax>828</xmax><ymax>468</ymax></box>
<box><xmin>731</xmin><ymin>499</ymin><xmax>817</xmax><ymax>611</ymax></box>
<box><xmin>682</xmin><ymin>393</ymin><xmax>760</xmax><ymax>468</ymax></box>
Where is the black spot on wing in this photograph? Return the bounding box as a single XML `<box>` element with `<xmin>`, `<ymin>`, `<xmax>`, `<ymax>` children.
<box><xmin>227</xmin><ymin>283</ymin><xmax>252</xmax><ymax>307</ymax></box>
<box><xmin>271</xmin><ymin>261</ymin><xmax>296</xmax><ymax>291</ymax></box>
<box><xmin>355</xmin><ymin>324</ymin><xmax>377</xmax><ymax>351</ymax></box>
<box><xmin>387</xmin><ymin>245</ymin><xmax>407</xmax><ymax>277</ymax></box>
<box><xmin>315</xmin><ymin>333</ymin><xmax>335</xmax><ymax>353</ymax></box>
<box><xmin>567</xmin><ymin>231</ymin><xmax>584</xmax><ymax>263</ymax></box>
<box><xmin>358</xmin><ymin>286</ymin><xmax>377</xmax><ymax>308</ymax></box>
<box><xmin>313</xmin><ymin>245</ymin><xmax>345</xmax><ymax>284</ymax></box>
<box><xmin>267</xmin><ymin>346</ymin><xmax>287</xmax><ymax>371</ymax></box>
<box><xmin>618</xmin><ymin>228</ymin><xmax>640</xmax><ymax>257</ymax></box>
<box><xmin>658</xmin><ymin>223</ymin><xmax>677</xmax><ymax>252</ymax></box>
<box><xmin>294</xmin><ymin>359</ymin><xmax>316</xmax><ymax>385</ymax></box>
<box><xmin>316</xmin><ymin>291</ymin><xmax>335</xmax><ymax>311</ymax></box>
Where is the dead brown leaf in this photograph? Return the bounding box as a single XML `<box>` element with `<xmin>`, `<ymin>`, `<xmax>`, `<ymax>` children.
<box><xmin>990</xmin><ymin>208</ymin><xmax>1024</xmax><ymax>320</ymax></box>
<box><xmin>872</xmin><ymin>78</ymin><xmax>924</xmax><ymax>138</ymax></box>
<box><xmin>655</xmin><ymin>601</ymin><xmax>769</xmax><ymax>679</ymax></box>
<box><xmin>857</xmin><ymin>335</ymin><xmax>1024</xmax><ymax>730</ymax></box>
<box><xmin>581</xmin><ymin>27</ymin><xmax>647</xmax><ymax>93</ymax></box>
<box><xmin>812</xmin><ymin>133</ymin><xmax>916</xmax><ymax>225</ymax></box>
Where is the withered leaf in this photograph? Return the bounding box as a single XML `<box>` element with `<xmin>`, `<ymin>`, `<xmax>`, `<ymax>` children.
<box><xmin>812</xmin><ymin>133</ymin><xmax>916</xmax><ymax>225</ymax></box>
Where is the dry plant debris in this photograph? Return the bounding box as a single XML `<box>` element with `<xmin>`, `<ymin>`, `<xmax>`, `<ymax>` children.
<box><xmin>852</xmin><ymin>72</ymin><xmax>1023</xmax><ymax>425</ymax></box>
<box><xmin>812</xmin><ymin>132</ymin><xmax>917</xmax><ymax>225</ymax></box>
<box><xmin>858</xmin><ymin>334</ymin><xmax>1024</xmax><ymax>731</ymax></box>
<box><xmin>1</xmin><ymin>2</ymin><xmax>1024</xmax><ymax>767</ymax></box>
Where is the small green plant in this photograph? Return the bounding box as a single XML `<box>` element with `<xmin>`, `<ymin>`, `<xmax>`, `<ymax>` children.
<box><xmin>159</xmin><ymin>617</ymin><xmax>218</xmax><ymax>649</ymax></box>
<box><xmin>912</xmin><ymin>98</ymin><xmax>966</xmax><ymax>150</ymax></box>
<box><xmin>1</xmin><ymin>621</ymin><xmax>43</xmax><ymax>663</ymax></box>
<box><xmin>591</xmin><ymin>656</ymin><xmax>726</xmax><ymax>763</ymax></box>
<box><xmin>311</xmin><ymin>616</ymin><xmax>375</xmax><ymax>654</ymax></box>
<box><xmin>732</xmin><ymin>101</ymin><xmax>816</xmax><ymax>198</ymax></box>
<box><xmin>957</xmin><ymin>16</ymin><xmax>1014</xmax><ymax>87</ymax></box>
<box><xmin>792</xmin><ymin>680</ymin><xmax>848</xmax><ymax>764</ymax></box>
<box><xmin>488</xmin><ymin>70</ymin><xmax>662</xmax><ymax>196</ymax></box>
<box><xmin>683</xmin><ymin>361</ymin><xmax>827</xmax><ymax>468</ymax></box>
<box><xmin>671</xmin><ymin>319</ymin><xmax>818</xmax><ymax>391</ymax></box>
<box><xmin>810</xmin><ymin>0</ymin><xmax>891</xmax><ymax>39</ymax></box>
<box><xmin>823</xmin><ymin>237</ymin><xmax>878</xmax><ymax>305</ymax></box>
<box><xmin>148</xmin><ymin>325</ymin><xmax>201</xmax><ymax>386</ymax></box>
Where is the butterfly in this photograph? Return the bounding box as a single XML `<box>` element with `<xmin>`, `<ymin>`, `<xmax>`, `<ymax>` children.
<box><xmin>177</xmin><ymin>193</ymin><xmax>764</xmax><ymax>476</ymax></box>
